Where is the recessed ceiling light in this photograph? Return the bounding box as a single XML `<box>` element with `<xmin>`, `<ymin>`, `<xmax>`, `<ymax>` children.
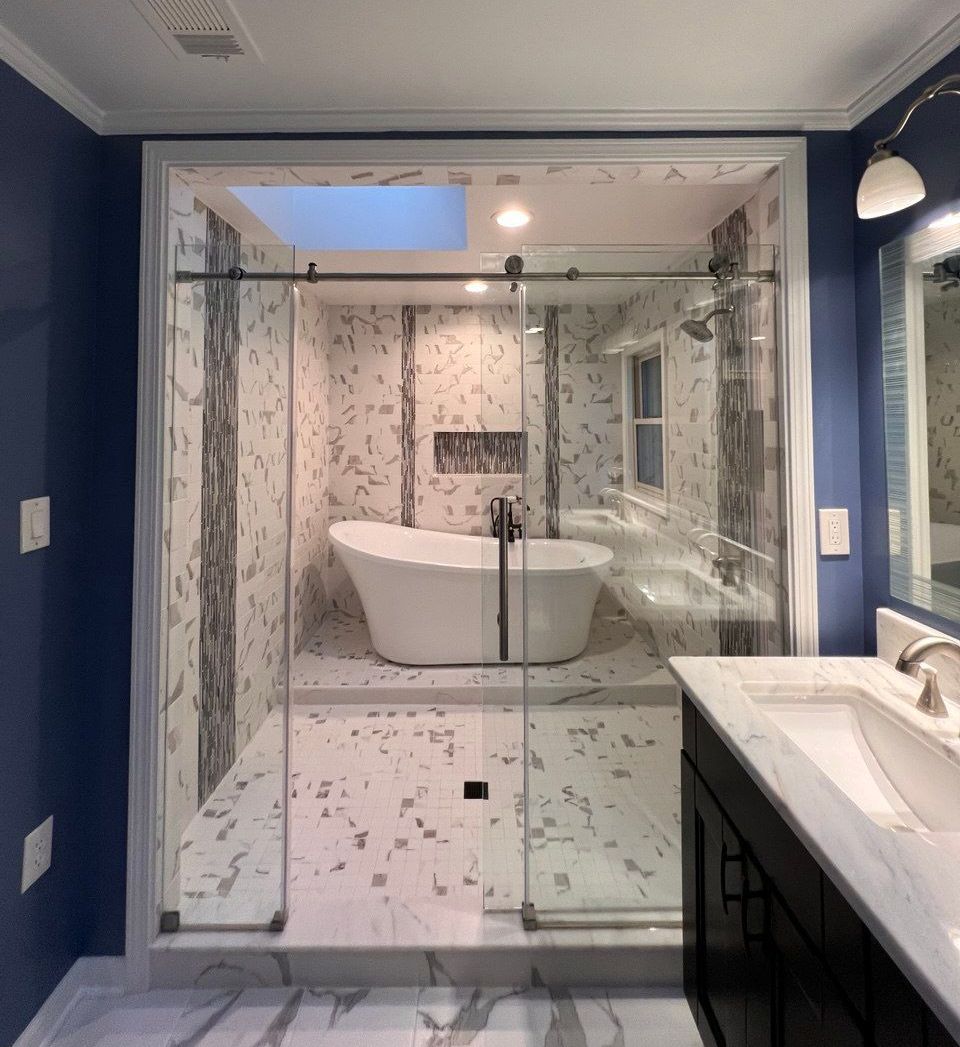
<box><xmin>929</xmin><ymin>212</ymin><xmax>960</xmax><ymax>230</ymax></box>
<box><xmin>493</xmin><ymin>208</ymin><xmax>532</xmax><ymax>229</ymax></box>
<box><xmin>464</xmin><ymin>280</ymin><xmax>489</xmax><ymax>294</ymax></box>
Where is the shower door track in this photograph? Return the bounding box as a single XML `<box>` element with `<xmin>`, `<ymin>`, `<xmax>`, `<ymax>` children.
<box><xmin>175</xmin><ymin>264</ymin><xmax>777</xmax><ymax>284</ymax></box>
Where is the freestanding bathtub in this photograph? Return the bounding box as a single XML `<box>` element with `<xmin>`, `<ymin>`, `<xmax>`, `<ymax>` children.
<box><xmin>329</xmin><ymin>520</ymin><xmax>613</xmax><ymax>665</ymax></box>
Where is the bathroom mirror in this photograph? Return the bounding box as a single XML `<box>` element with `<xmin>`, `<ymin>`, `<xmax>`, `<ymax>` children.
<box><xmin>882</xmin><ymin>221</ymin><xmax>960</xmax><ymax>621</ymax></box>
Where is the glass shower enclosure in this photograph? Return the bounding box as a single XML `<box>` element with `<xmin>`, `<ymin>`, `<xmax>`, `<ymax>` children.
<box><xmin>493</xmin><ymin>245</ymin><xmax>784</xmax><ymax>928</ymax></box>
<box><xmin>159</xmin><ymin>241</ymin><xmax>296</xmax><ymax>930</ymax></box>
<box><xmin>158</xmin><ymin>239</ymin><xmax>783</xmax><ymax>933</ymax></box>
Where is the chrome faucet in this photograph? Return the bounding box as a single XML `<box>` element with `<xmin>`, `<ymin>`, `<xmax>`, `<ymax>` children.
<box><xmin>712</xmin><ymin>553</ymin><xmax>744</xmax><ymax>589</ymax></box>
<box><xmin>895</xmin><ymin>636</ymin><xmax>960</xmax><ymax>718</ymax></box>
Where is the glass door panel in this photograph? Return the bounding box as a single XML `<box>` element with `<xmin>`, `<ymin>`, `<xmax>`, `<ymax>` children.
<box><xmin>471</xmin><ymin>287</ymin><xmax>527</xmax><ymax>911</ymax></box>
<box><xmin>160</xmin><ymin>241</ymin><xmax>296</xmax><ymax>930</ymax></box>
<box><xmin>515</xmin><ymin>245</ymin><xmax>783</xmax><ymax>925</ymax></box>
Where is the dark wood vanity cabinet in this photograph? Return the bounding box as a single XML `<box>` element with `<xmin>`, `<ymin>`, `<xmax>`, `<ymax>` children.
<box><xmin>681</xmin><ymin>694</ymin><xmax>956</xmax><ymax>1047</ymax></box>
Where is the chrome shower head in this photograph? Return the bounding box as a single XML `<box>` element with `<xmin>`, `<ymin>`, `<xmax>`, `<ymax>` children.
<box><xmin>680</xmin><ymin>306</ymin><xmax>734</xmax><ymax>343</ymax></box>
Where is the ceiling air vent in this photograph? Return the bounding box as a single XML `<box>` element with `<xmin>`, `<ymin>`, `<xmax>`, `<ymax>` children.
<box><xmin>131</xmin><ymin>0</ymin><xmax>263</xmax><ymax>61</ymax></box>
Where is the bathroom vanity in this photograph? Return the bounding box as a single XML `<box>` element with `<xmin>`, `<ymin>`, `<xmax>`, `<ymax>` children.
<box><xmin>673</xmin><ymin>657</ymin><xmax>960</xmax><ymax>1047</ymax></box>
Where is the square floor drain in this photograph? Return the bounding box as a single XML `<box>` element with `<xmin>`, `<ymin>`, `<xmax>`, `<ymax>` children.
<box><xmin>463</xmin><ymin>780</ymin><xmax>489</xmax><ymax>800</ymax></box>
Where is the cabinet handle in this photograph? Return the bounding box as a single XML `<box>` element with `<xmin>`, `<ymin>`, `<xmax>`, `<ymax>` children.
<box><xmin>720</xmin><ymin>840</ymin><xmax>743</xmax><ymax>915</ymax></box>
<box><xmin>740</xmin><ymin>882</ymin><xmax>767</xmax><ymax>953</ymax></box>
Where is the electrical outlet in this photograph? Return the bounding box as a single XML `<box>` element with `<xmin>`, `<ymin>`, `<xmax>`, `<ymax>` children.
<box><xmin>819</xmin><ymin>508</ymin><xmax>850</xmax><ymax>557</ymax></box>
<box><xmin>21</xmin><ymin>816</ymin><xmax>53</xmax><ymax>893</ymax></box>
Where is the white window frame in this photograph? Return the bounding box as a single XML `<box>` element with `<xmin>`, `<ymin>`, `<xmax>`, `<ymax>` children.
<box><xmin>622</xmin><ymin>329</ymin><xmax>668</xmax><ymax>503</ymax></box>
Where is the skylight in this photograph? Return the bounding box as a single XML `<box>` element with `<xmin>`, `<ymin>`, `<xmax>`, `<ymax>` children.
<box><xmin>226</xmin><ymin>185</ymin><xmax>467</xmax><ymax>251</ymax></box>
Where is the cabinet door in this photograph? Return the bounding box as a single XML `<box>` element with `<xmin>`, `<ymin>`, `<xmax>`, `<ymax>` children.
<box><xmin>697</xmin><ymin>778</ymin><xmax>749</xmax><ymax>1047</ymax></box>
<box><xmin>771</xmin><ymin>897</ymin><xmax>864</xmax><ymax>1047</ymax></box>
<box><xmin>742</xmin><ymin>853</ymin><xmax>772</xmax><ymax>1047</ymax></box>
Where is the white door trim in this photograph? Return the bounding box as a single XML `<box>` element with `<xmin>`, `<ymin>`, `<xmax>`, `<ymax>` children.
<box><xmin>128</xmin><ymin>135</ymin><xmax>818</xmax><ymax>981</ymax></box>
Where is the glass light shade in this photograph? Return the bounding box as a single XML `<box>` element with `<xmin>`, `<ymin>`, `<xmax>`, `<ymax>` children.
<box><xmin>857</xmin><ymin>152</ymin><xmax>926</xmax><ymax>219</ymax></box>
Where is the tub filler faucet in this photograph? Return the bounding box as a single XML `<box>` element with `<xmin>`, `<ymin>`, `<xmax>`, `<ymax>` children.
<box><xmin>490</xmin><ymin>496</ymin><xmax>525</xmax><ymax>542</ymax></box>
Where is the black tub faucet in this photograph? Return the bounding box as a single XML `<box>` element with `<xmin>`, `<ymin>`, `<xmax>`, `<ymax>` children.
<box><xmin>490</xmin><ymin>496</ymin><xmax>526</xmax><ymax>542</ymax></box>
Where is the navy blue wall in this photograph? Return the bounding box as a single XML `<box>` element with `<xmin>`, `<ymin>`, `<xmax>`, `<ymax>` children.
<box><xmin>854</xmin><ymin>43</ymin><xmax>960</xmax><ymax>651</ymax></box>
<box><xmin>0</xmin><ymin>62</ymin><xmax>103</xmax><ymax>1044</ymax></box>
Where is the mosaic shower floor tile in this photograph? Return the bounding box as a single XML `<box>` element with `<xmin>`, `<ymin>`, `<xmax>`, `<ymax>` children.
<box><xmin>175</xmin><ymin>700</ymin><xmax>681</xmax><ymax>929</ymax></box>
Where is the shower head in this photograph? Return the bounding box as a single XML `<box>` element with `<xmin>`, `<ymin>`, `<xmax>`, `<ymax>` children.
<box><xmin>680</xmin><ymin>306</ymin><xmax>734</xmax><ymax>343</ymax></box>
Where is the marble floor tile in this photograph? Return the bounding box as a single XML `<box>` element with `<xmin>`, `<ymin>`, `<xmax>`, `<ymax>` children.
<box><xmin>285</xmin><ymin>988</ymin><xmax>420</xmax><ymax>1046</ymax></box>
<box><xmin>413</xmin><ymin>988</ymin><xmax>555</xmax><ymax>1046</ymax></box>
<box><xmin>47</xmin><ymin>989</ymin><xmax>699</xmax><ymax>1047</ymax></box>
<box><xmin>48</xmin><ymin>990</ymin><xmax>195</xmax><ymax>1047</ymax></box>
<box><xmin>413</xmin><ymin>988</ymin><xmax>702</xmax><ymax>1046</ymax></box>
<box><xmin>568</xmin><ymin>989</ymin><xmax>702</xmax><ymax>1046</ymax></box>
<box><xmin>167</xmin><ymin>988</ymin><xmax>303</xmax><ymax>1046</ymax></box>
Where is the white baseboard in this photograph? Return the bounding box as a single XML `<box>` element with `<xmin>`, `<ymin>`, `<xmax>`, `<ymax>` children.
<box><xmin>14</xmin><ymin>957</ymin><xmax>126</xmax><ymax>1047</ymax></box>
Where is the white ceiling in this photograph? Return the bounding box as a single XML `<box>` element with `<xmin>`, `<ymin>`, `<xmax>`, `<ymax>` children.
<box><xmin>186</xmin><ymin>162</ymin><xmax>771</xmax><ymax>304</ymax></box>
<box><xmin>1</xmin><ymin>1</ymin><xmax>959</xmax><ymax>134</ymax></box>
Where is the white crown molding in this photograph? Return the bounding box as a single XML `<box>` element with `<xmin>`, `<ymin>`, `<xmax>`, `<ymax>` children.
<box><xmin>0</xmin><ymin>14</ymin><xmax>957</xmax><ymax>136</ymax></box>
<box><xmin>100</xmin><ymin>105</ymin><xmax>849</xmax><ymax>135</ymax></box>
<box><xmin>0</xmin><ymin>20</ymin><xmax>104</xmax><ymax>133</ymax></box>
<box><xmin>846</xmin><ymin>12</ymin><xmax>960</xmax><ymax>129</ymax></box>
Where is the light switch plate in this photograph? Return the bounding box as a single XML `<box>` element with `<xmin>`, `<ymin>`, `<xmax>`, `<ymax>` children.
<box><xmin>819</xmin><ymin>507</ymin><xmax>850</xmax><ymax>556</ymax></box>
<box><xmin>20</xmin><ymin>497</ymin><xmax>50</xmax><ymax>553</ymax></box>
<box><xmin>21</xmin><ymin>816</ymin><xmax>53</xmax><ymax>893</ymax></box>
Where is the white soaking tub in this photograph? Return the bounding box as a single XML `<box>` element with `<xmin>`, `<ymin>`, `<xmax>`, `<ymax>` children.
<box><xmin>329</xmin><ymin>520</ymin><xmax>613</xmax><ymax>665</ymax></box>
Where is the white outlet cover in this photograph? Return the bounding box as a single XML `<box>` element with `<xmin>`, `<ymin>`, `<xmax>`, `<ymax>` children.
<box><xmin>20</xmin><ymin>497</ymin><xmax>50</xmax><ymax>554</ymax></box>
<box><xmin>21</xmin><ymin>815</ymin><xmax>53</xmax><ymax>893</ymax></box>
<box><xmin>818</xmin><ymin>507</ymin><xmax>850</xmax><ymax>557</ymax></box>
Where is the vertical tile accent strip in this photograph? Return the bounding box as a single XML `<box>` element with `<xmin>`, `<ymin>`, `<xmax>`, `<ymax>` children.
<box><xmin>401</xmin><ymin>304</ymin><xmax>416</xmax><ymax>528</ymax></box>
<box><xmin>198</xmin><ymin>211</ymin><xmax>240</xmax><ymax>804</ymax></box>
<box><xmin>712</xmin><ymin>207</ymin><xmax>761</xmax><ymax>657</ymax></box>
<box><xmin>544</xmin><ymin>305</ymin><xmax>560</xmax><ymax>539</ymax></box>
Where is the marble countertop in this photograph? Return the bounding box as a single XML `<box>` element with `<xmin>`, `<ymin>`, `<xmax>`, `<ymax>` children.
<box><xmin>669</xmin><ymin>655</ymin><xmax>960</xmax><ymax>1041</ymax></box>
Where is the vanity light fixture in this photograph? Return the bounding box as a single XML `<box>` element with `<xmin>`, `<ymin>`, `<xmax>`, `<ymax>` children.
<box><xmin>857</xmin><ymin>74</ymin><xmax>960</xmax><ymax>219</ymax></box>
<box><xmin>750</xmin><ymin>335</ymin><xmax>766</xmax><ymax>342</ymax></box>
<box><xmin>493</xmin><ymin>208</ymin><xmax>532</xmax><ymax>229</ymax></box>
<box><xmin>464</xmin><ymin>280</ymin><xmax>489</xmax><ymax>294</ymax></box>
<box><xmin>525</xmin><ymin>325</ymin><xmax>545</xmax><ymax>335</ymax></box>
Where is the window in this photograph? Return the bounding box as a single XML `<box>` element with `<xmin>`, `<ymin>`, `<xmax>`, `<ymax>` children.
<box><xmin>625</xmin><ymin>334</ymin><xmax>666</xmax><ymax>496</ymax></box>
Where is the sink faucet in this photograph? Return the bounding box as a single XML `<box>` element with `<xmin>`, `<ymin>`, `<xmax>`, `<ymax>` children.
<box><xmin>895</xmin><ymin>636</ymin><xmax>960</xmax><ymax>718</ymax></box>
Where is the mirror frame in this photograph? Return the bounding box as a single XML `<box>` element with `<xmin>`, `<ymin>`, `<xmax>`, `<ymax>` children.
<box><xmin>882</xmin><ymin>221</ymin><xmax>960</xmax><ymax>623</ymax></box>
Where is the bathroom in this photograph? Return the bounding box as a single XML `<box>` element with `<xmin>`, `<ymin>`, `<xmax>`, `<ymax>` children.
<box><xmin>6</xmin><ymin>4</ymin><xmax>960</xmax><ymax>1045</ymax></box>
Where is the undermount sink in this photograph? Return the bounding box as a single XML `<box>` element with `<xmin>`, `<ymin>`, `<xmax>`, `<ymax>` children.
<box><xmin>739</xmin><ymin>682</ymin><xmax>960</xmax><ymax>833</ymax></box>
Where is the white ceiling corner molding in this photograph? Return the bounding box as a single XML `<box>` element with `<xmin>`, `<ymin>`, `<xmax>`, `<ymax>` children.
<box><xmin>0</xmin><ymin>20</ymin><xmax>104</xmax><ymax>133</ymax></box>
<box><xmin>845</xmin><ymin>12</ymin><xmax>960</xmax><ymax>128</ymax></box>
<box><xmin>101</xmin><ymin>104</ymin><xmax>849</xmax><ymax>135</ymax></box>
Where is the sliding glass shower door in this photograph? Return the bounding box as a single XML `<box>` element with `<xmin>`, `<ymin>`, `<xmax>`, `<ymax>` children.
<box><xmin>513</xmin><ymin>245</ymin><xmax>784</xmax><ymax>926</ymax></box>
<box><xmin>159</xmin><ymin>241</ymin><xmax>296</xmax><ymax>930</ymax></box>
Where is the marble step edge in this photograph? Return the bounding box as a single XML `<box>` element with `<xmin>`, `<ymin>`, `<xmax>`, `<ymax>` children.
<box><xmin>148</xmin><ymin>937</ymin><xmax>682</xmax><ymax>990</ymax></box>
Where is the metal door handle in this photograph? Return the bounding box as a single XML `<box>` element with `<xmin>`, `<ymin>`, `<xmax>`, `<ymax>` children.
<box><xmin>720</xmin><ymin>840</ymin><xmax>743</xmax><ymax>915</ymax></box>
<box><xmin>496</xmin><ymin>496</ymin><xmax>509</xmax><ymax>661</ymax></box>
